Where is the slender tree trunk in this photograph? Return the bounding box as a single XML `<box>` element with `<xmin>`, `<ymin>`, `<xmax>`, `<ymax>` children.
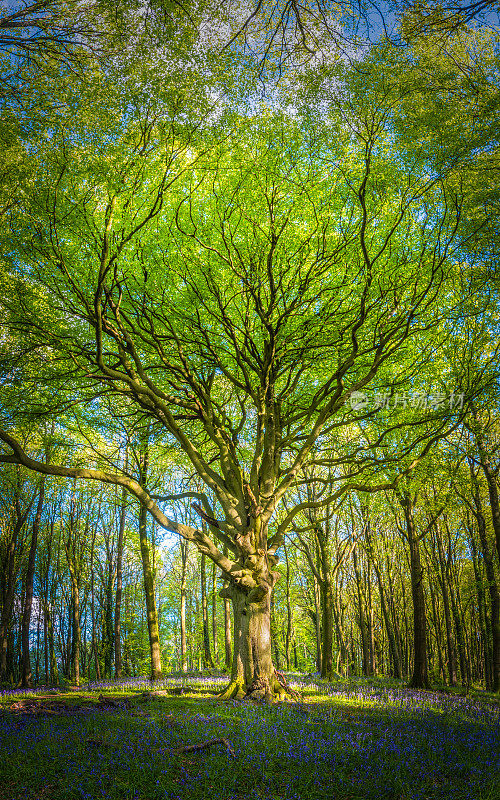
<box><xmin>81</xmin><ymin>607</ymin><xmax>87</xmax><ymax>678</ymax></box>
<box><xmin>56</xmin><ymin>614</ymin><xmax>65</xmax><ymax>679</ymax></box>
<box><xmin>221</xmin><ymin>544</ymin><xmax>232</xmax><ymax>671</ymax></box>
<box><xmin>137</xmin><ymin>429</ymin><xmax>162</xmax><ymax>681</ymax></box>
<box><xmin>409</xmin><ymin>547</ymin><xmax>430</xmax><ymax>688</ymax></box>
<box><xmin>313</xmin><ymin>574</ymin><xmax>322</xmax><ymax>673</ymax></box>
<box><xmin>350</xmin><ymin>620</ymin><xmax>358</xmax><ymax>675</ymax></box>
<box><xmin>224</xmin><ymin>593</ymin><xmax>232</xmax><ymax>671</ymax></box>
<box><xmin>35</xmin><ymin>615</ymin><xmax>41</xmax><ymax>684</ymax></box>
<box><xmin>400</xmin><ymin>573</ymin><xmax>410</xmax><ymax>679</ymax></box>
<box><xmin>321</xmin><ymin>573</ymin><xmax>335</xmax><ymax>679</ymax></box>
<box><xmin>386</xmin><ymin>556</ymin><xmax>404</xmax><ymax>676</ymax></box>
<box><xmin>471</xmin><ymin>472</ymin><xmax>500</xmax><ymax>692</ymax></box>
<box><xmin>114</xmin><ymin>482</ymin><xmax>126</xmax><ymax>679</ymax></box>
<box><xmin>428</xmin><ymin>576</ymin><xmax>446</xmax><ymax>682</ymax></box>
<box><xmin>180</xmin><ymin>539</ymin><xmax>188</xmax><ymax>672</ymax></box>
<box><xmin>0</xmin><ymin>490</ymin><xmax>34</xmax><ymax>682</ymax></box>
<box><xmin>201</xmin><ymin>553</ymin><xmax>214</xmax><ymax>668</ymax></box>
<box><xmin>318</xmin><ymin>534</ymin><xmax>335</xmax><ymax>680</ymax></box>
<box><xmin>333</xmin><ymin>586</ymin><xmax>348</xmax><ymax>676</ymax></box>
<box><xmin>403</xmin><ymin>498</ymin><xmax>430</xmax><ymax>690</ymax></box>
<box><xmin>353</xmin><ymin>548</ymin><xmax>371</xmax><ymax>676</ymax></box>
<box><xmin>43</xmin><ymin>609</ymin><xmax>48</xmax><ymax>684</ymax></box>
<box><xmin>472</xmin><ymin>414</ymin><xmax>500</xmax><ymax>565</ymax></box>
<box><xmin>64</xmin><ymin>492</ymin><xmax>85</xmax><ymax>687</ymax></box>
<box><xmin>211</xmin><ymin>561</ymin><xmax>217</xmax><ymax>665</ymax></box>
<box><xmin>468</xmin><ymin>525</ymin><xmax>491</xmax><ymax>689</ymax></box>
<box><xmin>104</xmin><ymin>558</ymin><xmax>114</xmax><ymax>678</ymax></box>
<box><xmin>139</xmin><ymin>502</ymin><xmax>162</xmax><ymax>680</ymax></box>
<box><xmin>374</xmin><ymin>561</ymin><xmax>402</xmax><ymax>679</ymax></box>
<box><xmin>66</xmin><ymin>597</ymin><xmax>73</xmax><ymax>679</ymax></box>
<box><xmin>450</xmin><ymin>575</ymin><xmax>468</xmax><ymax>687</ymax></box>
<box><xmin>435</xmin><ymin>528</ymin><xmax>458</xmax><ymax>686</ymax></box>
<box><xmin>21</xmin><ymin>480</ymin><xmax>45</xmax><ymax>687</ymax></box>
<box><xmin>64</xmin><ymin>541</ymin><xmax>81</xmax><ymax>687</ymax></box>
<box><xmin>284</xmin><ymin>541</ymin><xmax>293</xmax><ymax>671</ymax></box>
<box><xmin>90</xmin><ymin>531</ymin><xmax>101</xmax><ymax>681</ymax></box>
<box><xmin>46</xmin><ymin>603</ymin><xmax>58</xmax><ymax>684</ymax></box>
<box><xmin>469</xmin><ymin>604</ymin><xmax>481</xmax><ymax>684</ymax></box>
<box><xmin>366</xmin><ymin>556</ymin><xmax>376</xmax><ymax>675</ymax></box>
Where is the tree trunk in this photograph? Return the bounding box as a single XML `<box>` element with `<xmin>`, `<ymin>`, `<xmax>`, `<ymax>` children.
<box><xmin>269</xmin><ymin>593</ymin><xmax>279</xmax><ymax>669</ymax></box>
<box><xmin>435</xmin><ymin>527</ymin><xmax>458</xmax><ymax>686</ymax></box>
<box><xmin>43</xmin><ymin>609</ymin><xmax>48</xmax><ymax>683</ymax></box>
<box><xmin>201</xmin><ymin>553</ymin><xmax>214</xmax><ymax>668</ymax></box>
<box><xmin>104</xmin><ymin>558</ymin><xmax>114</xmax><ymax>678</ymax></box>
<box><xmin>224</xmin><ymin>594</ymin><xmax>232</xmax><ymax>671</ymax></box>
<box><xmin>139</xmin><ymin>502</ymin><xmax>162</xmax><ymax>680</ymax></box>
<box><xmin>21</xmin><ymin>479</ymin><xmax>45</xmax><ymax>687</ymax></box>
<box><xmin>472</xmin><ymin>414</ymin><xmax>500</xmax><ymax>566</ymax></box>
<box><xmin>35</xmin><ymin>615</ymin><xmax>41</xmax><ymax>684</ymax></box>
<box><xmin>366</xmin><ymin>562</ymin><xmax>376</xmax><ymax>675</ymax></box>
<box><xmin>386</xmin><ymin>555</ymin><xmax>404</xmax><ymax>676</ymax></box>
<box><xmin>450</xmin><ymin>585</ymin><xmax>468</xmax><ymax>688</ymax></box>
<box><xmin>0</xmin><ymin>488</ymin><xmax>34</xmax><ymax>682</ymax></box>
<box><xmin>374</xmin><ymin>561</ymin><xmax>402</xmax><ymax>679</ymax></box>
<box><xmin>333</xmin><ymin>586</ymin><xmax>348</xmax><ymax>676</ymax></box>
<box><xmin>42</xmin><ymin>522</ymin><xmax>55</xmax><ymax>685</ymax></box>
<box><xmin>90</xmin><ymin>531</ymin><xmax>101</xmax><ymax>682</ymax></box>
<box><xmin>219</xmin><ymin>584</ymin><xmax>285</xmax><ymax>701</ymax></box>
<box><xmin>114</xmin><ymin>483</ymin><xmax>126</xmax><ymax>679</ymax></box>
<box><xmin>138</xmin><ymin>430</ymin><xmax>162</xmax><ymax>681</ymax></box>
<box><xmin>318</xmin><ymin>533</ymin><xmax>335</xmax><ymax>680</ymax></box>
<box><xmin>353</xmin><ymin>548</ymin><xmax>371</xmax><ymax>677</ymax></box>
<box><xmin>46</xmin><ymin>603</ymin><xmax>58</xmax><ymax>684</ymax></box>
<box><xmin>284</xmin><ymin>541</ymin><xmax>293</xmax><ymax>671</ymax></box>
<box><xmin>313</xmin><ymin>574</ymin><xmax>322</xmax><ymax>673</ymax></box>
<box><xmin>321</xmin><ymin>574</ymin><xmax>335</xmax><ymax>679</ymax></box>
<box><xmin>180</xmin><ymin>539</ymin><xmax>188</xmax><ymax>672</ymax></box>
<box><xmin>399</xmin><ymin>571</ymin><xmax>410</xmax><ymax>678</ymax></box>
<box><xmin>471</xmin><ymin>470</ymin><xmax>500</xmax><ymax>692</ymax></box>
<box><xmin>468</xmin><ymin>525</ymin><xmax>491</xmax><ymax>689</ymax></box>
<box><xmin>402</xmin><ymin>497</ymin><xmax>431</xmax><ymax>690</ymax></box>
<box><xmin>66</xmin><ymin>597</ymin><xmax>72</xmax><ymax>679</ymax></box>
<box><xmin>81</xmin><ymin>607</ymin><xmax>87</xmax><ymax>677</ymax></box>
<box><xmin>64</xmin><ymin>544</ymin><xmax>81</xmax><ymax>687</ymax></box>
<box><xmin>212</xmin><ymin>561</ymin><xmax>218</xmax><ymax>665</ymax></box>
<box><xmin>428</xmin><ymin>576</ymin><xmax>446</xmax><ymax>682</ymax></box>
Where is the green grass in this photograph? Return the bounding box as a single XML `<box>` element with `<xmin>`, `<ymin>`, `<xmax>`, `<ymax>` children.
<box><xmin>0</xmin><ymin>676</ymin><xmax>499</xmax><ymax>800</ymax></box>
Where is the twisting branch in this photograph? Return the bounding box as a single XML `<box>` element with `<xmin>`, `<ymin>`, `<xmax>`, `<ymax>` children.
<box><xmin>0</xmin><ymin>428</ymin><xmax>245</xmax><ymax>582</ymax></box>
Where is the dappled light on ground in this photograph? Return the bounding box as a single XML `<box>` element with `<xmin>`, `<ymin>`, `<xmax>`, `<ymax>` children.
<box><xmin>1</xmin><ymin>674</ymin><xmax>498</xmax><ymax>800</ymax></box>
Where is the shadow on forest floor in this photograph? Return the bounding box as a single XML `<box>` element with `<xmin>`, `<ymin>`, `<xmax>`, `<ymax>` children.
<box><xmin>1</xmin><ymin>675</ymin><xmax>499</xmax><ymax>800</ymax></box>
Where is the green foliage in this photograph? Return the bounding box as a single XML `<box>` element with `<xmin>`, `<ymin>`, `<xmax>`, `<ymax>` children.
<box><xmin>1</xmin><ymin>0</ymin><xmax>500</xmax><ymax>701</ymax></box>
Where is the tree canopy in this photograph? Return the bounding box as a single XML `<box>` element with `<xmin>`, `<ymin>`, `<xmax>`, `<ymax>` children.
<box><xmin>0</xmin><ymin>0</ymin><xmax>499</xmax><ymax>695</ymax></box>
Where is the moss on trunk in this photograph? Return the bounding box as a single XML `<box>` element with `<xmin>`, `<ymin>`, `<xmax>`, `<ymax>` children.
<box><xmin>219</xmin><ymin>585</ymin><xmax>289</xmax><ymax>702</ymax></box>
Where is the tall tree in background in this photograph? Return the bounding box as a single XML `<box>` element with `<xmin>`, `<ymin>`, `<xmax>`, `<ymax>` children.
<box><xmin>20</xmin><ymin>476</ymin><xmax>45</xmax><ymax>687</ymax></box>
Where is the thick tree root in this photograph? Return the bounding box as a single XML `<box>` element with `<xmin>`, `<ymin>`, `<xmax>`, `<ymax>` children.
<box><xmin>245</xmin><ymin>675</ymin><xmax>285</xmax><ymax>703</ymax></box>
<box><xmin>219</xmin><ymin>672</ymin><xmax>299</xmax><ymax>703</ymax></box>
<box><xmin>274</xmin><ymin>670</ymin><xmax>301</xmax><ymax>700</ymax></box>
<box><xmin>218</xmin><ymin>678</ymin><xmax>246</xmax><ymax>700</ymax></box>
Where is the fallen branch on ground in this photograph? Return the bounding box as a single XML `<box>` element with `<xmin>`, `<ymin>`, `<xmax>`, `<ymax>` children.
<box><xmin>178</xmin><ymin>738</ymin><xmax>236</xmax><ymax>757</ymax></box>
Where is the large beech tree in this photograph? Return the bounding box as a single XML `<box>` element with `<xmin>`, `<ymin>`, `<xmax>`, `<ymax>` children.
<box><xmin>0</xmin><ymin>42</ymin><xmax>494</xmax><ymax>695</ymax></box>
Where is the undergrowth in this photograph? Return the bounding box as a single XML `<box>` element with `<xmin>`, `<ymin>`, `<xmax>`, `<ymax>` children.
<box><xmin>0</xmin><ymin>674</ymin><xmax>498</xmax><ymax>800</ymax></box>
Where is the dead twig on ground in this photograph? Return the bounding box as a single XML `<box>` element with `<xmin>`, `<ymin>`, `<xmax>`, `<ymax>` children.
<box><xmin>178</xmin><ymin>738</ymin><xmax>236</xmax><ymax>757</ymax></box>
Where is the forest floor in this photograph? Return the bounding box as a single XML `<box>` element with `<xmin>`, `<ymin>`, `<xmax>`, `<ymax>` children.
<box><xmin>0</xmin><ymin>674</ymin><xmax>499</xmax><ymax>800</ymax></box>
